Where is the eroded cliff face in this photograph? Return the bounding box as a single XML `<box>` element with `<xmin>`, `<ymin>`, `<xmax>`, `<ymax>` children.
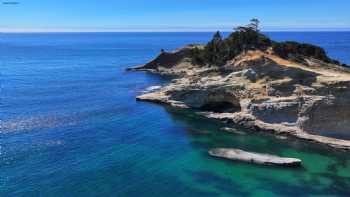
<box><xmin>132</xmin><ymin>47</ymin><xmax>350</xmax><ymax>150</ymax></box>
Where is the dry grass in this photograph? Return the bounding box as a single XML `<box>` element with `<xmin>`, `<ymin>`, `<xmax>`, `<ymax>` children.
<box><xmin>238</xmin><ymin>50</ymin><xmax>350</xmax><ymax>82</ymax></box>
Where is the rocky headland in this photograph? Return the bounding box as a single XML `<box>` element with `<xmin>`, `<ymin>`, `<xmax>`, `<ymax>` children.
<box><xmin>129</xmin><ymin>20</ymin><xmax>350</xmax><ymax>151</ymax></box>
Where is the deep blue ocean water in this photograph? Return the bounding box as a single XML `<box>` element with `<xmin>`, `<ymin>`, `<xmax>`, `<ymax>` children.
<box><xmin>1</xmin><ymin>32</ymin><xmax>350</xmax><ymax>196</ymax></box>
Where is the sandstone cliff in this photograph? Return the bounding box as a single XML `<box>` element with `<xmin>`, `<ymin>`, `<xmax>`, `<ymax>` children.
<box><xmin>130</xmin><ymin>35</ymin><xmax>350</xmax><ymax>150</ymax></box>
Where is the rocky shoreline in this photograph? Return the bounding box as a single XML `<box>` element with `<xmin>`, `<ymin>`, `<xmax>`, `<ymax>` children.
<box><xmin>129</xmin><ymin>25</ymin><xmax>350</xmax><ymax>151</ymax></box>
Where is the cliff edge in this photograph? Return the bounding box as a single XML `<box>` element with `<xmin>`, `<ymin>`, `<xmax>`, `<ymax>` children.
<box><xmin>130</xmin><ymin>21</ymin><xmax>350</xmax><ymax>150</ymax></box>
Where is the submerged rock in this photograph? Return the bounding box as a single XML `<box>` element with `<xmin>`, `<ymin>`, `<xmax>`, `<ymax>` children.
<box><xmin>275</xmin><ymin>135</ymin><xmax>288</xmax><ymax>140</ymax></box>
<box><xmin>220</xmin><ymin>127</ymin><xmax>246</xmax><ymax>135</ymax></box>
<box><xmin>209</xmin><ymin>148</ymin><xmax>302</xmax><ymax>167</ymax></box>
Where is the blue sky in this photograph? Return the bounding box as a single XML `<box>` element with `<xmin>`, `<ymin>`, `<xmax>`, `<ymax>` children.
<box><xmin>1</xmin><ymin>0</ymin><xmax>349</xmax><ymax>32</ymax></box>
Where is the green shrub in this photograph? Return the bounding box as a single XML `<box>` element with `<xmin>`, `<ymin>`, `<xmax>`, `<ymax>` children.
<box><xmin>272</xmin><ymin>41</ymin><xmax>335</xmax><ymax>63</ymax></box>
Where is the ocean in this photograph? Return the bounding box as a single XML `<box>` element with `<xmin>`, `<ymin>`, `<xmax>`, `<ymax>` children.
<box><xmin>1</xmin><ymin>32</ymin><xmax>350</xmax><ymax>196</ymax></box>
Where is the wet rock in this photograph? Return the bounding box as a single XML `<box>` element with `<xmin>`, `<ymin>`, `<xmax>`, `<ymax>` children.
<box><xmin>209</xmin><ymin>148</ymin><xmax>302</xmax><ymax>167</ymax></box>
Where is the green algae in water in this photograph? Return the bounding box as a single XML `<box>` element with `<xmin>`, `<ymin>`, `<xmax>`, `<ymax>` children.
<box><xmin>158</xmin><ymin>108</ymin><xmax>350</xmax><ymax>196</ymax></box>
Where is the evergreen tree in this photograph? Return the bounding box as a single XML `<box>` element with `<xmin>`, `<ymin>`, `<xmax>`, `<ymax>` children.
<box><xmin>249</xmin><ymin>18</ymin><xmax>260</xmax><ymax>32</ymax></box>
<box><xmin>193</xmin><ymin>19</ymin><xmax>273</xmax><ymax>66</ymax></box>
<box><xmin>190</xmin><ymin>19</ymin><xmax>339</xmax><ymax>67</ymax></box>
<box><xmin>205</xmin><ymin>31</ymin><xmax>224</xmax><ymax>65</ymax></box>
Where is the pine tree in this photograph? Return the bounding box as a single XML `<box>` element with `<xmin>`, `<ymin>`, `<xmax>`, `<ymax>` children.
<box><xmin>249</xmin><ymin>18</ymin><xmax>260</xmax><ymax>32</ymax></box>
<box><xmin>205</xmin><ymin>31</ymin><xmax>224</xmax><ymax>65</ymax></box>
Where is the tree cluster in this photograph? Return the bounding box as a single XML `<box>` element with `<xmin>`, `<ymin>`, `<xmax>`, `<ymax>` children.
<box><xmin>191</xmin><ymin>19</ymin><xmax>342</xmax><ymax>67</ymax></box>
<box><xmin>192</xmin><ymin>19</ymin><xmax>272</xmax><ymax>66</ymax></box>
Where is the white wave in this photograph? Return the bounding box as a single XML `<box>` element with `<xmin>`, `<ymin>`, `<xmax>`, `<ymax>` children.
<box><xmin>143</xmin><ymin>85</ymin><xmax>162</xmax><ymax>93</ymax></box>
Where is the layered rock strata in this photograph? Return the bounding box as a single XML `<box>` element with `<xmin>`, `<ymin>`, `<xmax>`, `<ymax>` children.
<box><xmin>131</xmin><ymin>46</ymin><xmax>350</xmax><ymax>150</ymax></box>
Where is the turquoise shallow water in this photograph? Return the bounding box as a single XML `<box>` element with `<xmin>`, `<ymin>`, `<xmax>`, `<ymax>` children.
<box><xmin>1</xmin><ymin>32</ymin><xmax>350</xmax><ymax>196</ymax></box>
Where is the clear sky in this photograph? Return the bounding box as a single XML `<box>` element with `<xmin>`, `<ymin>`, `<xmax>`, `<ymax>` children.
<box><xmin>1</xmin><ymin>0</ymin><xmax>349</xmax><ymax>32</ymax></box>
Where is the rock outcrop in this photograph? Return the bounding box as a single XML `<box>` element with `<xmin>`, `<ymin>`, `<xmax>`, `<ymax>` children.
<box><xmin>209</xmin><ymin>148</ymin><xmax>302</xmax><ymax>167</ymax></box>
<box><xmin>130</xmin><ymin>38</ymin><xmax>350</xmax><ymax>151</ymax></box>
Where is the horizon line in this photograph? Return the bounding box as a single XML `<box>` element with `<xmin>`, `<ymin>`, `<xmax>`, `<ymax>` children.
<box><xmin>2</xmin><ymin>29</ymin><xmax>350</xmax><ymax>33</ymax></box>
<box><xmin>1</xmin><ymin>26</ymin><xmax>350</xmax><ymax>33</ymax></box>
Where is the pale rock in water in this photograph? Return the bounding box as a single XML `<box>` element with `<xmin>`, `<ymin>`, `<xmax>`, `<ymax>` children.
<box><xmin>209</xmin><ymin>148</ymin><xmax>302</xmax><ymax>167</ymax></box>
